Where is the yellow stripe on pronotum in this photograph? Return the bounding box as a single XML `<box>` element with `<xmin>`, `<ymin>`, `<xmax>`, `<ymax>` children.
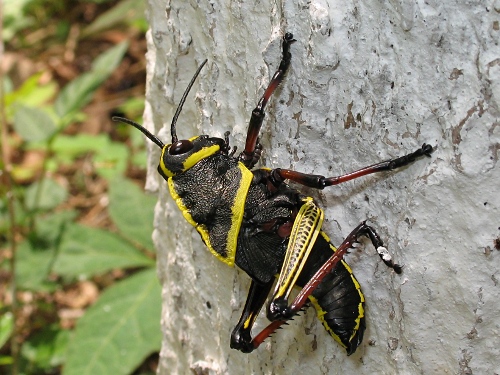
<box><xmin>182</xmin><ymin>144</ymin><xmax>220</xmax><ymax>174</ymax></box>
<box><xmin>225</xmin><ymin>163</ymin><xmax>254</xmax><ymax>264</ymax></box>
<box><xmin>159</xmin><ymin>136</ymin><xmax>221</xmax><ymax>178</ymax></box>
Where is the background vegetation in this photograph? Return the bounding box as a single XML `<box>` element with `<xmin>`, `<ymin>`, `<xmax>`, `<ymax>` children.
<box><xmin>0</xmin><ymin>1</ymin><xmax>161</xmax><ymax>374</ymax></box>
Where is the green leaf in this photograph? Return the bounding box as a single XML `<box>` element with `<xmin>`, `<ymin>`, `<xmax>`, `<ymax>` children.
<box><xmin>16</xmin><ymin>82</ymin><xmax>58</xmax><ymax>109</ymax></box>
<box><xmin>54</xmin><ymin>73</ymin><xmax>102</xmax><ymax>120</ymax></box>
<box><xmin>51</xmin><ymin>134</ymin><xmax>109</xmax><ymax>161</ymax></box>
<box><xmin>63</xmin><ymin>269</ymin><xmax>161</xmax><ymax>375</ymax></box>
<box><xmin>93</xmin><ymin>141</ymin><xmax>128</xmax><ymax>178</ymax></box>
<box><xmin>53</xmin><ymin>224</ymin><xmax>153</xmax><ymax>279</ymax></box>
<box><xmin>91</xmin><ymin>41</ymin><xmax>129</xmax><ymax>77</ymax></box>
<box><xmin>51</xmin><ymin>133</ymin><xmax>130</xmax><ymax>176</ymax></box>
<box><xmin>16</xmin><ymin>240</ymin><xmax>57</xmax><ymax>291</ymax></box>
<box><xmin>131</xmin><ymin>150</ymin><xmax>147</xmax><ymax>168</ymax></box>
<box><xmin>0</xmin><ymin>355</ymin><xmax>13</xmax><ymax>366</ymax></box>
<box><xmin>55</xmin><ymin>41</ymin><xmax>128</xmax><ymax>119</ymax></box>
<box><xmin>5</xmin><ymin>73</ymin><xmax>57</xmax><ymax>111</ymax></box>
<box><xmin>16</xmin><ymin>211</ymin><xmax>77</xmax><ymax>291</ymax></box>
<box><xmin>117</xmin><ymin>96</ymin><xmax>145</xmax><ymax>120</ymax></box>
<box><xmin>21</xmin><ymin>325</ymin><xmax>69</xmax><ymax>370</ymax></box>
<box><xmin>82</xmin><ymin>0</ymin><xmax>146</xmax><ymax>37</ymax></box>
<box><xmin>2</xmin><ymin>0</ymin><xmax>36</xmax><ymax>41</ymax></box>
<box><xmin>5</xmin><ymin>73</ymin><xmax>41</xmax><ymax>108</ymax></box>
<box><xmin>24</xmin><ymin>178</ymin><xmax>68</xmax><ymax>212</ymax></box>
<box><xmin>0</xmin><ymin>195</ymin><xmax>28</xmax><ymax>235</ymax></box>
<box><xmin>0</xmin><ymin>312</ymin><xmax>14</xmax><ymax>349</ymax></box>
<box><xmin>13</xmin><ymin>105</ymin><xmax>58</xmax><ymax>142</ymax></box>
<box><xmin>108</xmin><ymin>177</ymin><xmax>156</xmax><ymax>250</ymax></box>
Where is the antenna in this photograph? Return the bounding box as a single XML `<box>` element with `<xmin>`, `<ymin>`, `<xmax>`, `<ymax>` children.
<box><xmin>112</xmin><ymin>116</ymin><xmax>165</xmax><ymax>149</ymax></box>
<box><xmin>170</xmin><ymin>59</ymin><xmax>208</xmax><ymax>143</ymax></box>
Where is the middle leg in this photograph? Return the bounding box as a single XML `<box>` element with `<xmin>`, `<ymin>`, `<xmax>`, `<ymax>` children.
<box><xmin>269</xmin><ymin>143</ymin><xmax>434</xmax><ymax>189</ymax></box>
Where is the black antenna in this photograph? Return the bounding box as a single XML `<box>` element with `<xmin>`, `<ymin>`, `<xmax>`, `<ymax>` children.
<box><xmin>112</xmin><ymin>116</ymin><xmax>165</xmax><ymax>149</ymax></box>
<box><xmin>171</xmin><ymin>59</ymin><xmax>208</xmax><ymax>143</ymax></box>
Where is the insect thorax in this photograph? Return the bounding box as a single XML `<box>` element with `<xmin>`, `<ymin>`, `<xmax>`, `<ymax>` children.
<box><xmin>167</xmin><ymin>153</ymin><xmax>253</xmax><ymax>266</ymax></box>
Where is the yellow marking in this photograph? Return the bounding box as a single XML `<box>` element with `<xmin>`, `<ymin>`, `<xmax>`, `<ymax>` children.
<box><xmin>314</xmin><ymin>230</ymin><xmax>366</xmax><ymax>346</ymax></box>
<box><xmin>319</xmin><ymin>230</ymin><xmax>332</xmax><ymax>244</ymax></box>
<box><xmin>308</xmin><ymin>295</ymin><xmax>348</xmax><ymax>349</ymax></box>
<box><xmin>167</xmin><ymin>177</ymin><xmax>234</xmax><ymax>265</ymax></box>
<box><xmin>167</xmin><ymin>162</ymin><xmax>253</xmax><ymax>267</ymax></box>
<box><xmin>182</xmin><ymin>144</ymin><xmax>220</xmax><ymax>172</ymax></box>
<box><xmin>158</xmin><ymin>137</ymin><xmax>220</xmax><ymax>177</ymax></box>
<box><xmin>225</xmin><ymin>162</ymin><xmax>253</xmax><ymax>264</ymax></box>
<box><xmin>159</xmin><ymin>146</ymin><xmax>172</xmax><ymax>177</ymax></box>
<box><xmin>274</xmin><ymin>197</ymin><xmax>324</xmax><ymax>300</ymax></box>
<box><xmin>243</xmin><ymin>316</ymin><xmax>253</xmax><ymax>330</ymax></box>
<box><xmin>348</xmin><ymin>271</ymin><xmax>365</xmax><ymax>341</ymax></box>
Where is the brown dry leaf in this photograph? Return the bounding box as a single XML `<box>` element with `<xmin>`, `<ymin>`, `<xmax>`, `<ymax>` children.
<box><xmin>54</xmin><ymin>280</ymin><xmax>99</xmax><ymax>309</ymax></box>
<box><xmin>12</xmin><ymin>149</ymin><xmax>46</xmax><ymax>183</ymax></box>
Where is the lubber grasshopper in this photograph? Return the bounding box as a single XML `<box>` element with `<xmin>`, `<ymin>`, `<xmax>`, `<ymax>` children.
<box><xmin>113</xmin><ymin>33</ymin><xmax>433</xmax><ymax>355</ymax></box>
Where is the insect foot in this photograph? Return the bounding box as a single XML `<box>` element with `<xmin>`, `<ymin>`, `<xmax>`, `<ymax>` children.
<box><xmin>267</xmin><ymin>297</ymin><xmax>293</xmax><ymax>321</ymax></box>
<box><xmin>230</xmin><ymin>329</ymin><xmax>255</xmax><ymax>353</ymax></box>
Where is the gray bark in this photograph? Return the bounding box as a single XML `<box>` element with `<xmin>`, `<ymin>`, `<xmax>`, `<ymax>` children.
<box><xmin>144</xmin><ymin>0</ymin><xmax>500</xmax><ymax>374</ymax></box>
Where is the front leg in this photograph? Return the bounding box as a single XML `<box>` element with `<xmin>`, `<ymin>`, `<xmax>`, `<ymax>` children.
<box><xmin>239</xmin><ymin>33</ymin><xmax>296</xmax><ymax>168</ymax></box>
<box><xmin>230</xmin><ymin>279</ymin><xmax>273</xmax><ymax>353</ymax></box>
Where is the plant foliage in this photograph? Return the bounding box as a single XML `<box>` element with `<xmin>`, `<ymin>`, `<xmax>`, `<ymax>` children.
<box><xmin>1</xmin><ymin>1</ymin><xmax>160</xmax><ymax>374</ymax></box>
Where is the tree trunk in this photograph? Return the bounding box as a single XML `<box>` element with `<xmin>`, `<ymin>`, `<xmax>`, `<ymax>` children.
<box><xmin>144</xmin><ymin>0</ymin><xmax>500</xmax><ymax>374</ymax></box>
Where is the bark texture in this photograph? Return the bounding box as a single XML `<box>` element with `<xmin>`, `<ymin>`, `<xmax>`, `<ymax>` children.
<box><xmin>144</xmin><ymin>1</ymin><xmax>500</xmax><ymax>373</ymax></box>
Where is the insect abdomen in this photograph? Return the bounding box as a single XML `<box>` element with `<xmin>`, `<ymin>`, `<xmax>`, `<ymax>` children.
<box><xmin>303</xmin><ymin>232</ymin><xmax>366</xmax><ymax>355</ymax></box>
<box><xmin>309</xmin><ymin>261</ymin><xmax>365</xmax><ymax>355</ymax></box>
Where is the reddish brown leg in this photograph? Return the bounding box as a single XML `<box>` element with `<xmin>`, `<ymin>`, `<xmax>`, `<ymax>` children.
<box><xmin>270</xmin><ymin>144</ymin><xmax>434</xmax><ymax>189</ymax></box>
<box><xmin>239</xmin><ymin>33</ymin><xmax>296</xmax><ymax>168</ymax></box>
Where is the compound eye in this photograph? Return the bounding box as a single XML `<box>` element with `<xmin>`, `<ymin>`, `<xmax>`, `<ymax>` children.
<box><xmin>169</xmin><ymin>140</ymin><xmax>194</xmax><ymax>155</ymax></box>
